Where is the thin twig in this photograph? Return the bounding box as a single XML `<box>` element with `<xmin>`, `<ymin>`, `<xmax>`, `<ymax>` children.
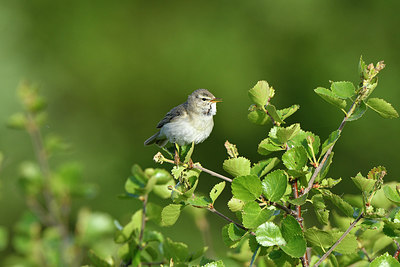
<box><xmin>292</xmin><ymin>180</ymin><xmax>308</xmax><ymax>267</ymax></box>
<box><xmin>314</xmin><ymin>212</ymin><xmax>364</xmax><ymax>267</ymax></box>
<box><xmin>207</xmin><ymin>207</ymin><xmax>255</xmax><ymax>235</ymax></box>
<box><xmin>160</xmin><ymin>156</ymin><xmax>299</xmax><ymax>217</ymax></box>
<box><xmin>302</xmin><ymin>100</ymin><xmax>357</xmax><ymax>196</ymax></box>
<box><xmin>361</xmin><ymin>247</ymin><xmax>372</xmax><ymax>262</ymax></box>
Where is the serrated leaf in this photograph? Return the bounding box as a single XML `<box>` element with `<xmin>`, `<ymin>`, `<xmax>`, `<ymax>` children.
<box><xmin>332</xmin><ymin>232</ymin><xmax>357</xmax><ymax>254</ymax></box>
<box><xmin>262</xmin><ymin>170</ymin><xmax>287</xmax><ymax>202</ymax></box>
<box><xmin>351</xmin><ymin>173</ymin><xmax>376</xmax><ymax>193</ymax></box>
<box><xmin>187</xmin><ymin>196</ymin><xmax>211</xmax><ymax>208</ymax></box>
<box><xmin>367</xmin><ymin>98</ymin><xmax>399</xmax><ymax>119</ymax></box>
<box><xmin>161</xmin><ymin>204</ymin><xmax>182</xmax><ymax>226</ymax></box>
<box><xmin>228</xmin><ymin>223</ymin><xmax>246</xmax><ymax>241</ymax></box>
<box><xmin>231</xmin><ymin>175</ymin><xmax>262</xmax><ymax>202</ymax></box>
<box><xmin>282</xmin><ymin>146</ymin><xmax>308</xmax><ymax>171</ymax></box>
<box><xmin>228</xmin><ymin>198</ymin><xmax>244</xmax><ymax>212</ymax></box>
<box><xmin>279</xmin><ymin>216</ymin><xmax>306</xmax><ymax>258</ymax></box>
<box><xmin>265</xmin><ymin>104</ymin><xmax>284</xmax><ymax>124</ymax></box>
<box><xmin>276</xmin><ymin>124</ymin><xmax>301</xmax><ymax>144</ymax></box>
<box><xmin>202</xmin><ymin>260</ymin><xmax>225</xmax><ymax>267</ymax></box>
<box><xmin>320</xmin><ymin>178</ymin><xmax>342</xmax><ymax>188</ymax></box>
<box><xmin>382</xmin><ymin>219</ymin><xmax>400</xmax><ymax>238</ymax></box>
<box><xmin>248</xmin><ymin>109</ymin><xmax>271</xmax><ymax>126</ymax></box>
<box><xmin>222</xmin><ymin>224</ymin><xmax>240</xmax><ymax>248</ymax></box>
<box><xmin>257</xmin><ymin>138</ymin><xmax>284</xmax><ymax>155</ymax></box>
<box><xmin>320</xmin><ymin>130</ymin><xmax>340</xmax><ymax>158</ymax></box>
<box><xmin>249</xmin><ymin>80</ymin><xmax>270</xmax><ymax>107</ymax></box>
<box><xmin>242</xmin><ymin>201</ymin><xmax>274</xmax><ymax>229</ymax></box>
<box><xmin>255</xmin><ymin>222</ymin><xmax>286</xmax><ymax>247</ymax></box>
<box><xmin>331</xmin><ymin>81</ymin><xmax>356</xmax><ymax>99</ymax></box>
<box><xmin>223</xmin><ymin>157</ymin><xmax>251</xmax><ymax>177</ymax></box>
<box><xmin>311</xmin><ymin>194</ymin><xmax>330</xmax><ymax>225</ymax></box>
<box><xmin>304</xmin><ymin>227</ymin><xmax>333</xmax><ymax>248</ymax></box>
<box><xmin>314</xmin><ymin>87</ymin><xmax>347</xmax><ymax>109</ymax></box>
<box><xmin>163</xmin><ymin>237</ymin><xmax>189</xmax><ymax>262</ymax></box>
<box><xmin>210</xmin><ymin>182</ymin><xmax>225</xmax><ymax>204</ymax></box>
<box><xmin>277</xmin><ymin>104</ymin><xmax>300</xmax><ymax>120</ymax></box>
<box><xmin>288</xmin><ymin>193</ymin><xmax>308</xmax><ymax>206</ymax></box>
<box><xmin>251</xmin><ymin>158</ymin><xmax>280</xmax><ymax>178</ymax></box>
<box><xmin>383</xmin><ymin>185</ymin><xmax>400</xmax><ymax>205</ymax></box>
<box><xmin>224</xmin><ymin>140</ymin><xmax>239</xmax><ymax>158</ymax></box>
<box><xmin>370</xmin><ymin>252</ymin><xmax>400</xmax><ymax>267</ymax></box>
<box><xmin>347</xmin><ymin>101</ymin><xmax>367</xmax><ymax>121</ymax></box>
<box><xmin>322</xmin><ymin>191</ymin><xmax>354</xmax><ymax>217</ymax></box>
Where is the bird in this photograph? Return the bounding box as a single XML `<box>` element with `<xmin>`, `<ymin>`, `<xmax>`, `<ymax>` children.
<box><xmin>144</xmin><ymin>89</ymin><xmax>221</xmax><ymax>148</ymax></box>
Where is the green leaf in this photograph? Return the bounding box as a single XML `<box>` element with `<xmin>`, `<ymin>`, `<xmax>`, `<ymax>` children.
<box><xmin>249</xmin><ymin>80</ymin><xmax>270</xmax><ymax>107</ymax></box>
<box><xmin>279</xmin><ymin>216</ymin><xmax>306</xmax><ymax>258</ymax></box>
<box><xmin>153</xmin><ymin>179</ymin><xmax>175</xmax><ymax>199</ymax></box>
<box><xmin>163</xmin><ymin>237</ymin><xmax>189</xmax><ymax>262</ymax></box>
<box><xmin>280</xmin><ymin>235</ymin><xmax>307</xmax><ymax>258</ymax></box>
<box><xmin>320</xmin><ymin>178</ymin><xmax>342</xmax><ymax>188</ymax></box>
<box><xmin>7</xmin><ymin>112</ymin><xmax>27</xmax><ymax>129</ymax></box>
<box><xmin>262</xmin><ymin>170</ymin><xmax>287</xmax><ymax>202</ymax></box>
<box><xmin>183</xmin><ymin>142</ymin><xmax>195</xmax><ymax>163</ymax></box>
<box><xmin>125</xmin><ymin>165</ymin><xmax>148</xmax><ymax>195</ymax></box>
<box><xmin>251</xmin><ymin>158</ymin><xmax>280</xmax><ymax>178</ymax></box>
<box><xmin>367</xmin><ymin>98</ymin><xmax>399</xmax><ymax>119</ymax></box>
<box><xmin>210</xmin><ymin>182</ymin><xmax>225</xmax><ymax>204</ymax></box>
<box><xmin>311</xmin><ymin>194</ymin><xmax>329</xmax><ymax>225</ymax></box>
<box><xmin>332</xmin><ymin>232</ymin><xmax>357</xmax><ymax>254</ymax></box>
<box><xmin>161</xmin><ymin>204</ymin><xmax>182</xmax><ymax>226</ymax></box>
<box><xmin>370</xmin><ymin>253</ymin><xmax>400</xmax><ymax>267</ymax></box>
<box><xmin>383</xmin><ymin>185</ymin><xmax>400</xmax><ymax>205</ymax></box>
<box><xmin>288</xmin><ymin>193</ymin><xmax>308</xmax><ymax>206</ymax></box>
<box><xmin>148</xmin><ymin>168</ymin><xmax>173</xmax><ymax>184</ymax></box>
<box><xmin>322</xmin><ymin>191</ymin><xmax>354</xmax><ymax>217</ymax></box>
<box><xmin>331</xmin><ymin>81</ymin><xmax>356</xmax><ymax>99</ymax></box>
<box><xmin>304</xmin><ymin>227</ymin><xmax>333</xmax><ymax>248</ymax></box>
<box><xmin>187</xmin><ymin>196</ymin><xmax>211</xmax><ymax>208</ymax></box>
<box><xmin>314</xmin><ymin>87</ymin><xmax>347</xmax><ymax>110</ymax></box>
<box><xmin>265</xmin><ymin>104</ymin><xmax>284</xmax><ymax>124</ymax></box>
<box><xmin>248</xmin><ymin>109</ymin><xmax>271</xmax><ymax>126</ymax></box>
<box><xmin>382</xmin><ymin>219</ymin><xmax>400</xmax><ymax>238</ymax></box>
<box><xmin>276</xmin><ymin>124</ymin><xmax>301</xmax><ymax>144</ymax></box>
<box><xmin>255</xmin><ymin>222</ymin><xmax>286</xmax><ymax>247</ymax></box>
<box><xmin>277</xmin><ymin>104</ymin><xmax>300</xmax><ymax>120</ymax></box>
<box><xmin>228</xmin><ymin>198</ymin><xmax>244</xmax><ymax>212</ymax></box>
<box><xmin>202</xmin><ymin>260</ymin><xmax>225</xmax><ymax>267</ymax></box>
<box><xmin>231</xmin><ymin>175</ymin><xmax>262</xmax><ymax>202</ymax></box>
<box><xmin>88</xmin><ymin>250</ymin><xmax>113</xmax><ymax>267</ymax></box>
<box><xmin>222</xmin><ymin>224</ymin><xmax>240</xmax><ymax>248</ymax></box>
<box><xmin>223</xmin><ymin>157</ymin><xmax>251</xmax><ymax>177</ymax></box>
<box><xmin>358</xmin><ymin>55</ymin><xmax>368</xmax><ymax>79</ymax></box>
<box><xmin>347</xmin><ymin>101</ymin><xmax>367</xmax><ymax>121</ymax></box>
<box><xmin>228</xmin><ymin>223</ymin><xmax>246</xmax><ymax>241</ymax></box>
<box><xmin>224</xmin><ymin>140</ymin><xmax>239</xmax><ymax>158</ymax></box>
<box><xmin>282</xmin><ymin>146</ymin><xmax>308</xmax><ymax>170</ymax></box>
<box><xmin>351</xmin><ymin>172</ymin><xmax>376</xmax><ymax>193</ymax></box>
<box><xmin>320</xmin><ymin>130</ymin><xmax>340</xmax><ymax>158</ymax></box>
<box><xmin>257</xmin><ymin>138</ymin><xmax>284</xmax><ymax>155</ymax></box>
<box><xmin>242</xmin><ymin>201</ymin><xmax>273</xmax><ymax>229</ymax></box>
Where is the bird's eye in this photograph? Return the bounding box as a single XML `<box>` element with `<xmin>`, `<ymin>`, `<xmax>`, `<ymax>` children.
<box><xmin>202</xmin><ymin>98</ymin><xmax>207</xmax><ymax>101</ymax></box>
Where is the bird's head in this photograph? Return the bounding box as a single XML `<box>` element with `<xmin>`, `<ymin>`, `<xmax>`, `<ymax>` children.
<box><xmin>188</xmin><ymin>89</ymin><xmax>222</xmax><ymax>116</ymax></box>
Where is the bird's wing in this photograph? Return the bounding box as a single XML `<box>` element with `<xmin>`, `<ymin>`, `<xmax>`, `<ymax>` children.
<box><xmin>156</xmin><ymin>102</ymin><xmax>188</xmax><ymax>128</ymax></box>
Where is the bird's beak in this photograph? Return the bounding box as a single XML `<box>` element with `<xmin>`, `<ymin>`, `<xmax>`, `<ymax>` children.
<box><xmin>210</xmin><ymin>98</ymin><xmax>222</xmax><ymax>103</ymax></box>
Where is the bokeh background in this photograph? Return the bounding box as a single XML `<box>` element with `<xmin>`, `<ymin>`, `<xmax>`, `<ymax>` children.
<box><xmin>0</xmin><ymin>0</ymin><xmax>399</xmax><ymax>260</ymax></box>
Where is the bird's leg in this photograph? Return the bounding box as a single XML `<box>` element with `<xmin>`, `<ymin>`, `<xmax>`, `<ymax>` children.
<box><xmin>188</xmin><ymin>158</ymin><xmax>194</xmax><ymax>169</ymax></box>
<box><xmin>174</xmin><ymin>143</ymin><xmax>181</xmax><ymax>165</ymax></box>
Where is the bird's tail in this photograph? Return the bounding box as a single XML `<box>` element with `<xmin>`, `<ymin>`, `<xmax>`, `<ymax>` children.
<box><xmin>144</xmin><ymin>132</ymin><xmax>168</xmax><ymax>147</ymax></box>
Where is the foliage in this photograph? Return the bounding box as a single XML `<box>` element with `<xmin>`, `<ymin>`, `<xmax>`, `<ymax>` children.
<box><xmin>1</xmin><ymin>58</ymin><xmax>399</xmax><ymax>266</ymax></box>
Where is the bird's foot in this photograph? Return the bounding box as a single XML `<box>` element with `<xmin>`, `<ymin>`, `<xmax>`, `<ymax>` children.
<box><xmin>187</xmin><ymin>158</ymin><xmax>194</xmax><ymax>169</ymax></box>
<box><xmin>174</xmin><ymin>150</ymin><xmax>181</xmax><ymax>165</ymax></box>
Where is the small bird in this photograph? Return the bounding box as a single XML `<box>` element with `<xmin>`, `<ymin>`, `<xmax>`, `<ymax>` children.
<box><xmin>144</xmin><ymin>89</ymin><xmax>221</xmax><ymax>147</ymax></box>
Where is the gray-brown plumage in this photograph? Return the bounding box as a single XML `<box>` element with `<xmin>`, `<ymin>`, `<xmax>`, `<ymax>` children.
<box><xmin>144</xmin><ymin>89</ymin><xmax>221</xmax><ymax>147</ymax></box>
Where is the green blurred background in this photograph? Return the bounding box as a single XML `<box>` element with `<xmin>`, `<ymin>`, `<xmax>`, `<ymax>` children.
<box><xmin>0</xmin><ymin>0</ymin><xmax>399</xmax><ymax>259</ymax></box>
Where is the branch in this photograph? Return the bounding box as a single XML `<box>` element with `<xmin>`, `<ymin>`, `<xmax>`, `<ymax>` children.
<box><xmin>314</xmin><ymin>212</ymin><xmax>364</xmax><ymax>267</ymax></box>
<box><xmin>157</xmin><ymin>154</ymin><xmax>298</xmax><ymax>217</ymax></box>
<box><xmin>292</xmin><ymin>180</ymin><xmax>308</xmax><ymax>267</ymax></box>
<box><xmin>302</xmin><ymin>100</ymin><xmax>357</xmax><ymax>196</ymax></box>
<box><xmin>207</xmin><ymin>206</ymin><xmax>255</xmax><ymax>235</ymax></box>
